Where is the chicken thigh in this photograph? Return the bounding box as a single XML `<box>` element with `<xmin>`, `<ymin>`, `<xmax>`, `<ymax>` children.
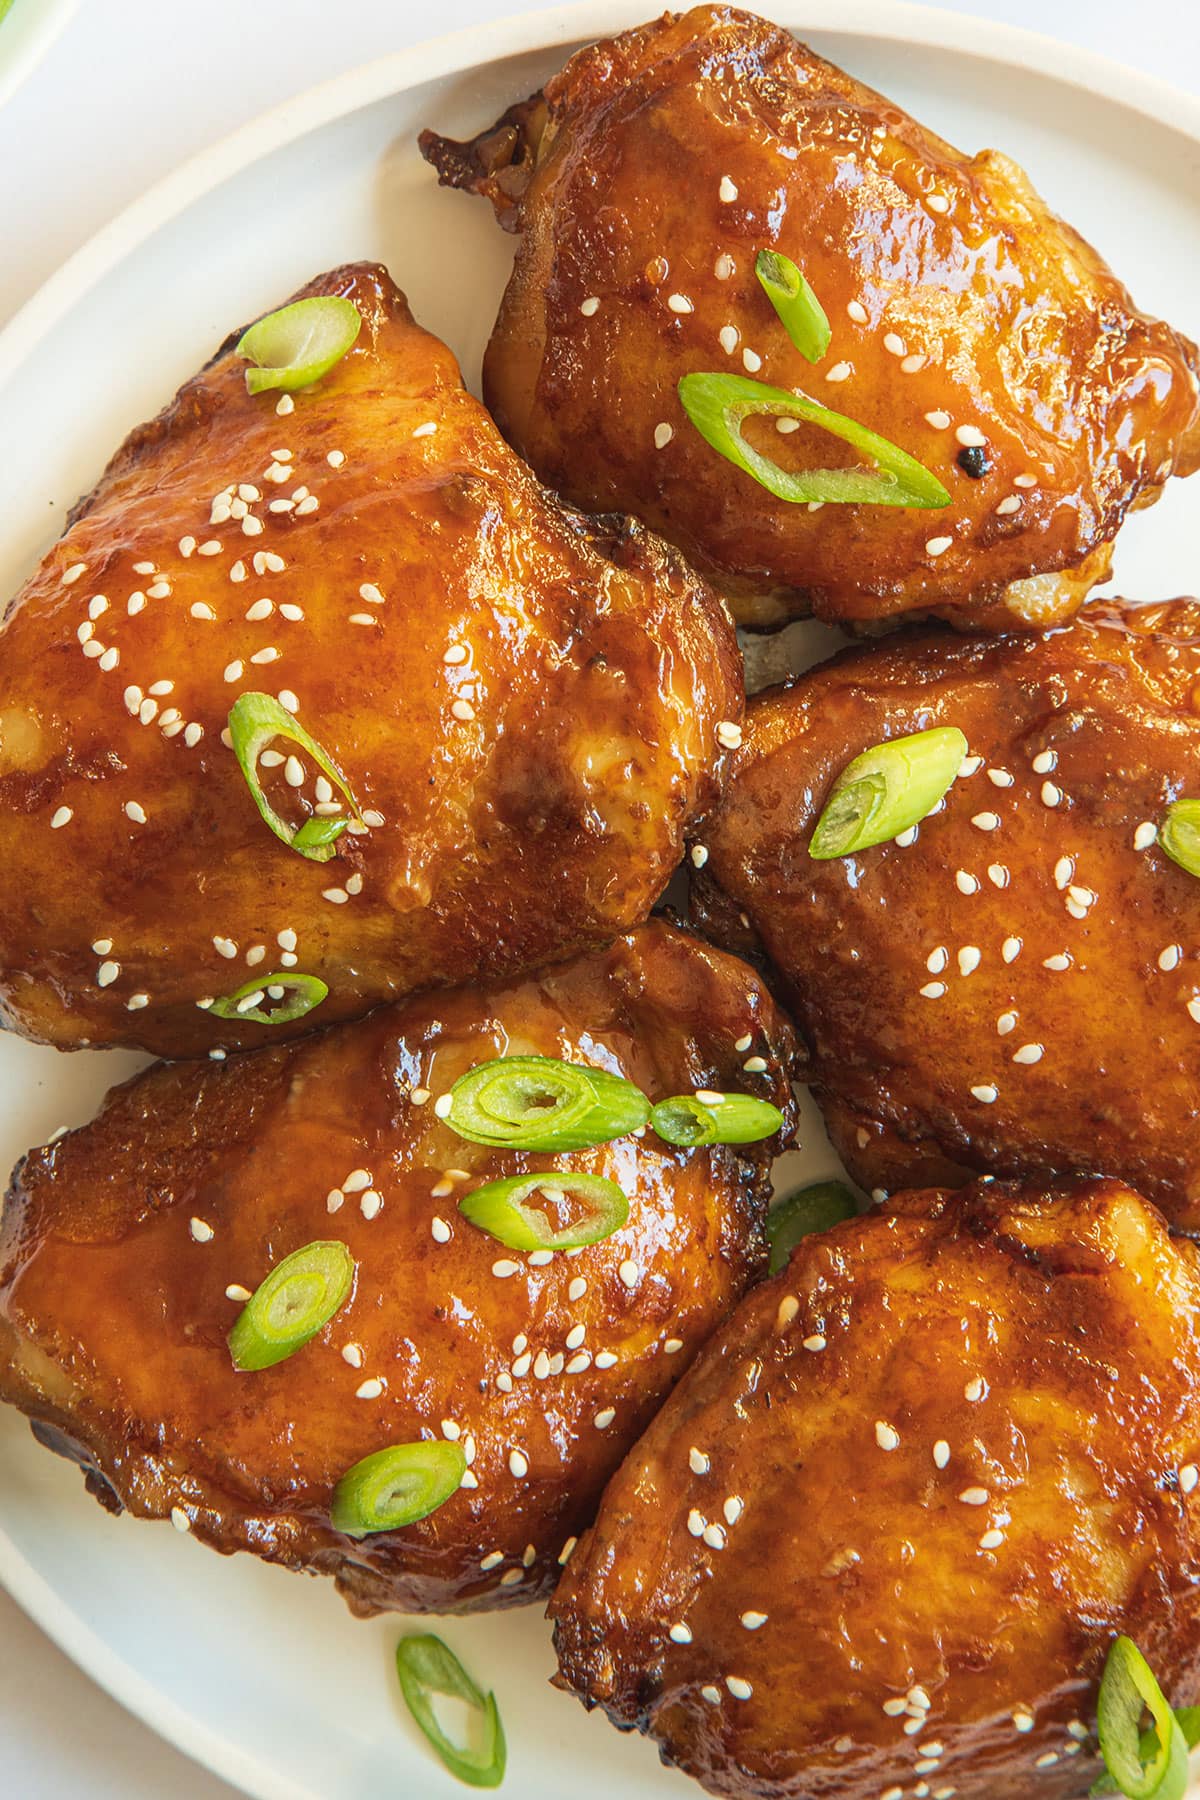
<box><xmin>422</xmin><ymin>5</ymin><xmax>1200</xmax><ymax>630</ymax></box>
<box><xmin>552</xmin><ymin>1176</ymin><xmax>1200</xmax><ymax>1800</ymax></box>
<box><xmin>0</xmin><ymin>262</ymin><xmax>741</xmax><ymax>1057</ymax></box>
<box><xmin>693</xmin><ymin>597</ymin><xmax>1200</xmax><ymax>1228</ymax></box>
<box><xmin>0</xmin><ymin>922</ymin><xmax>795</xmax><ymax>1616</ymax></box>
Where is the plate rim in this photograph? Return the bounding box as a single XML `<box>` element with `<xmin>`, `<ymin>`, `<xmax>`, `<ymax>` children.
<box><xmin>2</xmin><ymin>4</ymin><xmax>1200</xmax><ymax>1797</ymax></box>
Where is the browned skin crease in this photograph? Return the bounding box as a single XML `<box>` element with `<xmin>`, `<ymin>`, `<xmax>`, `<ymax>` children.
<box><xmin>0</xmin><ymin>922</ymin><xmax>797</xmax><ymax>1617</ymax></box>
<box><xmin>551</xmin><ymin>1176</ymin><xmax>1200</xmax><ymax>1800</ymax></box>
<box><xmin>0</xmin><ymin>261</ymin><xmax>742</xmax><ymax>1057</ymax></box>
<box><xmin>420</xmin><ymin>4</ymin><xmax>1200</xmax><ymax>632</ymax></box>
<box><xmin>693</xmin><ymin>596</ymin><xmax>1200</xmax><ymax>1228</ymax></box>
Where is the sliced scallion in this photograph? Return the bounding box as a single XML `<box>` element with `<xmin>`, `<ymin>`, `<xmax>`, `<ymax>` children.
<box><xmin>396</xmin><ymin>1635</ymin><xmax>506</xmax><ymax>1788</ymax></box>
<box><xmin>678</xmin><ymin>371</ymin><xmax>951</xmax><ymax>508</ymax></box>
<box><xmin>767</xmin><ymin>1181</ymin><xmax>857</xmax><ymax>1274</ymax></box>
<box><xmin>207</xmin><ymin>970</ymin><xmax>328</xmax><ymax>1025</ymax></box>
<box><xmin>236</xmin><ymin>295</ymin><xmax>361</xmax><ymax>395</ymax></box>
<box><xmin>443</xmin><ymin>1056</ymin><xmax>649</xmax><ymax>1152</ymax></box>
<box><xmin>650</xmin><ymin>1092</ymin><xmax>784</xmax><ymax>1147</ymax></box>
<box><xmin>1160</xmin><ymin>800</ymin><xmax>1200</xmax><ymax>880</ymax></box>
<box><xmin>755</xmin><ymin>250</ymin><xmax>830</xmax><ymax>363</ymax></box>
<box><xmin>228</xmin><ymin>691</ymin><xmax>363</xmax><ymax>863</ymax></box>
<box><xmin>331</xmin><ymin>1441</ymin><xmax>465</xmax><ymax>1539</ymax></box>
<box><xmin>1094</xmin><ymin>1637</ymin><xmax>1190</xmax><ymax>1800</ymax></box>
<box><xmin>809</xmin><ymin>726</ymin><xmax>967</xmax><ymax>860</ymax></box>
<box><xmin>458</xmin><ymin>1172</ymin><xmax>628</xmax><ymax>1251</ymax></box>
<box><xmin>228</xmin><ymin>1240</ymin><xmax>354</xmax><ymax>1371</ymax></box>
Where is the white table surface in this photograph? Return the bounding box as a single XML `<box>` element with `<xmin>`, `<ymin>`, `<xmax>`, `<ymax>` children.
<box><xmin>0</xmin><ymin>0</ymin><xmax>1197</xmax><ymax>1794</ymax></box>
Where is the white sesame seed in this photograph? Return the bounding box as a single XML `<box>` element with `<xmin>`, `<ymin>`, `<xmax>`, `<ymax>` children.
<box><xmin>688</xmin><ymin>1509</ymin><xmax>706</xmax><ymax>1538</ymax></box>
<box><xmin>654</xmin><ymin>422</ymin><xmax>674</xmax><ymax>450</ymax></box>
<box><xmin>92</xmin><ymin>938</ymin><xmax>112</xmax><ymax>955</ymax></box>
<box><xmin>342</xmin><ymin>1344</ymin><xmax>364</xmax><ymax>1369</ymax></box>
<box><xmin>61</xmin><ymin>563</ymin><xmax>86</xmax><ymax>585</ymax></box>
<box><xmin>1187</xmin><ymin>998</ymin><xmax>1200</xmax><ymax>1025</ymax></box>
<box><xmin>1041</xmin><ymin>781</ymin><xmax>1062</xmax><ymax>807</ymax></box>
<box><xmin>955</xmin><ymin>425</ymin><xmax>987</xmax><ymax>447</ymax></box>
<box><xmin>924</xmin><ymin>410</ymin><xmax>951</xmax><ymax>429</ymax></box>
<box><xmin>170</xmin><ymin>1506</ymin><xmax>191</xmax><ymax>1533</ymax></box>
<box><xmin>96</xmin><ymin>960</ymin><xmax>120</xmax><ymax>987</ymax></box>
<box><xmin>920</xmin><ymin>982</ymin><xmax>946</xmax><ymax>999</ymax></box>
<box><xmin>933</xmin><ymin>1440</ymin><xmax>950</xmax><ymax>1469</ymax></box>
<box><xmin>955</xmin><ymin>870</ymin><xmax>979</xmax><ymax>895</ymax></box>
<box><xmin>776</xmin><ymin>417</ymin><xmax>800</xmax><ymax>435</ymax></box>
<box><xmin>579</xmin><ymin>296</ymin><xmax>600</xmax><ymax>317</ymax></box>
<box><xmin>959</xmin><ymin>1486</ymin><xmax>989</xmax><ymax>1505</ymax></box>
<box><xmin>1043</xmin><ymin>953</ymin><xmax>1070</xmax><ymax>971</ymax></box>
<box><xmin>1134</xmin><ymin>821</ymin><xmax>1158</xmax><ymax>850</ymax></box>
<box><xmin>875</xmin><ymin>1421</ymin><xmax>901</xmax><ymax>1451</ymax></box>
<box><xmin>1181</xmin><ymin>1465</ymin><xmax>1199</xmax><ymax>1493</ymax></box>
<box><xmin>667</xmin><ymin>293</ymin><xmax>694</xmax><ymax>314</ymax></box>
<box><xmin>412</xmin><ymin>423</ymin><xmax>437</xmax><ymax>441</ymax></box>
<box><xmin>926</xmin><ymin>947</ymin><xmax>949</xmax><ymax>974</ymax></box>
<box><xmin>971</xmin><ymin>812</ymin><xmax>1001</xmax><ymax>832</ymax></box>
<box><xmin>492</xmin><ymin>1259</ymin><xmax>519</xmax><ymax>1279</ymax></box>
<box><xmin>883</xmin><ymin>332</ymin><xmax>906</xmax><ymax>356</ymax></box>
<box><xmin>957</xmin><ymin>946</ymin><xmax>981</xmax><ymax>976</ymax></box>
<box><xmin>669</xmin><ymin>1623</ymin><xmax>693</xmax><ymax>1644</ymax></box>
<box><xmin>970</xmin><ymin>1084</ymin><xmax>998</xmax><ymax>1104</ymax></box>
<box><xmin>1013</xmin><ymin>1711</ymin><xmax>1035</xmax><ymax>1732</ymax></box>
<box><xmin>223</xmin><ymin>660</ymin><xmax>244</xmax><ymax>683</ymax></box>
<box><xmin>198</xmin><ymin>540</ymin><xmax>222</xmax><ymax>556</ymax></box>
<box><xmin>189</xmin><ymin>1217</ymin><xmax>214</xmax><ymax>1243</ymax></box>
<box><xmin>50</xmin><ymin>806</ymin><xmax>73</xmax><ymax>829</ymax></box>
<box><xmin>714</xmin><ymin>254</ymin><xmax>734</xmax><ymax>281</ymax></box>
<box><xmin>718</xmin><ymin>175</ymin><xmax>738</xmax><ymax>202</ymax></box>
<box><xmin>506</xmin><ymin>1450</ymin><xmax>529</xmax><ymax>1478</ymax></box>
<box><xmin>825</xmin><ymin>361</ymin><xmax>852</xmax><ymax>382</ymax></box>
<box><xmin>701</xmin><ymin>1685</ymin><xmax>721</xmax><ymax>1704</ymax></box>
<box><xmin>1012</xmin><ymin>1042</ymin><xmax>1044</xmax><ymax>1065</ymax></box>
<box><xmin>965</xmin><ymin>1377</ymin><xmax>986</xmax><ymax>1402</ymax></box>
<box><xmin>742</xmin><ymin>347</ymin><xmax>762</xmax><ymax>372</ymax></box>
<box><xmin>726</xmin><ymin>1677</ymin><xmax>752</xmax><ymax>1700</ymax></box>
<box><xmin>996</xmin><ymin>495</ymin><xmax>1022</xmax><ymax>516</ymax></box>
<box><xmin>664</xmin><ymin>1338</ymin><xmax>684</xmax><ymax>1355</ymax></box>
<box><xmin>925</xmin><ymin>535</ymin><xmax>953</xmax><ymax>556</ymax></box>
<box><xmin>716</xmin><ymin>720</ymin><xmax>743</xmax><ymax>749</ymax></box>
<box><xmin>1031</xmin><ymin>750</ymin><xmax>1057</xmax><ymax>775</ymax></box>
<box><xmin>803</xmin><ymin>1334</ymin><xmax>827</xmax><ymax>1351</ymax></box>
<box><xmin>619</xmin><ymin>1259</ymin><xmax>640</xmax><ymax>1290</ymax></box>
<box><xmin>1002</xmin><ymin>937</ymin><xmax>1022</xmax><ymax>963</ymax></box>
<box><xmin>689</xmin><ymin>1446</ymin><xmax>710</xmax><ymax>1474</ymax></box>
<box><xmin>927</xmin><ymin>193</ymin><xmax>950</xmax><ymax>214</ymax></box>
<box><xmin>355</xmin><ymin>1378</ymin><xmax>384</xmax><ymax>1400</ymax></box>
<box><xmin>718</xmin><ymin>324</ymin><xmax>739</xmax><ymax>355</ymax></box>
<box><xmin>1035</xmin><ymin>1754</ymin><xmax>1059</xmax><ymax>1769</ymax></box>
<box><xmin>901</xmin><ymin>353</ymin><xmax>927</xmax><ymax>374</ymax></box>
<box><xmin>980</xmin><ymin>1529</ymin><xmax>1005</xmax><ymax>1550</ymax></box>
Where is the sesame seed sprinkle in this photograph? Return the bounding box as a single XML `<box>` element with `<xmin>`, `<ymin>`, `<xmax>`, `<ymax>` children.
<box><xmin>926</xmin><ymin>535</ymin><xmax>953</xmax><ymax>556</ymax></box>
<box><xmin>579</xmin><ymin>296</ymin><xmax>600</xmax><ymax>317</ymax></box>
<box><xmin>718</xmin><ymin>175</ymin><xmax>738</xmax><ymax>202</ymax></box>
<box><xmin>189</xmin><ymin>1217</ymin><xmax>214</xmax><ymax>1243</ymax></box>
<box><xmin>654</xmin><ymin>422</ymin><xmax>673</xmax><ymax>449</ymax></box>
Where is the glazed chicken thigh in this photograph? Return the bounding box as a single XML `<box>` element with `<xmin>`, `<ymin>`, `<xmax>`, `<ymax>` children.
<box><xmin>694</xmin><ymin>598</ymin><xmax>1200</xmax><ymax>1228</ymax></box>
<box><xmin>0</xmin><ymin>261</ymin><xmax>740</xmax><ymax>1057</ymax></box>
<box><xmin>423</xmin><ymin>5</ymin><xmax>1200</xmax><ymax>630</ymax></box>
<box><xmin>552</xmin><ymin>1176</ymin><xmax>1200</xmax><ymax>1800</ymax></box>
<box><xmin>0</xmin><ymin>923</ymin><xmax>795</xmax><ymax>1616</ymax></box>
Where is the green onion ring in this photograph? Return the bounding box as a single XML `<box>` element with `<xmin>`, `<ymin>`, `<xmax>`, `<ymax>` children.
<box><xmin>1094</xmin><ymin>1637</ymin><xmax>1191</xmax><ymax>1800</ymax></box>
<box><xmin>207</xmin><ymin>970</ymin><xmax>328</xmax><ymax>1025</ymax></box>
<box><xmin>1160</xmin><ymin>800</ymin><xmax>1200</xmax><ymax>880</ymax></box>
<box><xmin>396</xmin><ymin>1635</ymin><xmax>506</xmax><ymax>1788</ymax></box>
<box><xmin>442</xmin><ymin>1055</ymin><xmax>649</xmax><ymax>1151</ymax></box>
<box><xmin>650</xmin><ymin>1092</ymin><xmax>784</xmax><ymax>1148</ymax></box>
<box><xmin>228</xmin><ymin>1240</ymin><xmax>355</xmax><ymax>1371</ymax></box>
<box><xmin>235</xmin><ymin>295</ymin><xmax>362</xmax><ymax>395</ymax></box>
<box><xmin>767</xmin><ymin>1181</ymin><xmax>857</xmax><ymax>1275</ymax></box>
<box><xmin>678</xmin><ymin>371</ymin><xmax>951</xmax><ymax>508</ymax></box>
<box><xmin>331</xmin><ymin>1441</ymin><xmax>466</xmax><ymax>1539</ymax></box>
<box><xmin>809</xmin><ymin>726</ymin><xmax>968</xmax><ymax>859</ymax></box>
<box><xmin>755</xmin><ymin>249</ymin><xmax>831</xmax><ymax>362</ymax></box>
<box><xmin>458</xmin><ymin>1172</ymin><xmax>628</xmax><ymax>1251</ymax></box>
<box><xmin>228</xmin><ymin>691</ymin><xmax>364</xmax><ymax>863</ymax></box>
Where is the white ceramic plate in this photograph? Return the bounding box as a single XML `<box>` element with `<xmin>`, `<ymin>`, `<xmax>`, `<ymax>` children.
<box><xmin>0</xmin><ymin>0</ymin><xmax>77</xmax><ymax>111</ymax></box>
<box><xmin>1</xmin><ymin>5</ymin><xmax>1198</xmax><ymax>1797</ymax></box>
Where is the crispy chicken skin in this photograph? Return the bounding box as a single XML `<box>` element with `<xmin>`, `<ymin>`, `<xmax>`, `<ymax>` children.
<box><xmin>551</xmin><ymin>1177</ymin><xmax>1200</xmax><ymax>1800</ymax></box>
<box><xmin>0</xmin><ymin>923</ymin><xmax>795</xmax><ymax>1617</ymax></box>
<box><xmin>692</xmin><ymin>597</ymin><xmax>1200</xmax><ymax>1228</ymax></box>
<box><xmin>421</xmin><ymin>5</ymin><xmax>1200</xmax><ymax>631</ymax></box>
<box><xmin>0</xmin><ymin>261</ymin><xmax>741</xmax><ymax>1057</ymax></box>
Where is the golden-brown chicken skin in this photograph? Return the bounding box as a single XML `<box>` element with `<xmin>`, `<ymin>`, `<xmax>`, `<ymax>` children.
<box><xmin>552</xmin><ymin>1176</ymin><xmax>1200</xmax><ymax>1800</ymax></box>
<box><xmin>0</xmin><ymin>922</ymin><xmax>795</xmax><ymax>1617</ymax></box>
<box><xmin>421</xmin><ymin>5</ymin><xmax>1200</xmax><ymax>631</ymax></box>
<box><xmin>693</xmin><ymin>597</ymin><xmax>1200</xmax><ymax>1229</ymax></box>
<box><xmin>0</xmin><ymin>261</ymin><xmax>742</xmax><ymax>1058</ymax></box>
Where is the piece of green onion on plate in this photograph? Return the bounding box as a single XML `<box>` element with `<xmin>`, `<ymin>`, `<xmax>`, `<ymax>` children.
<box><xmin>677</xmin><ymin>371</ymin><xmax>951</xmax><ymax>509</ymax></box>
<box><xmin>1092</xmin><ymin>1636</ymin><xmax>1195</xmax><ymax>1799</ymax></box>
<box><xmin>458</xmin><ymin>1172</ymin><xmax>628</xmax><ymax>1251</ymax></box>
<box><xmin>228</xmin><ymin>691</ymin><xmax>364</xmax><ymax>863</ymax></box>
<box><xmin>650</xmin><ymin>1091</ymin><xmax>784</xmax><ymax>1147</ymax></box>
<box><xmin>396</xmin><ymin>1634</ymin><xmax>506</xmax><ymax>1788</ymax></box>
<box><xmin>755</xmin><ymin>250</ymin><xmax>831</xmax><ymax>363</ymax></box>
<box><xmin>767</xmin><ymin>1181</ymin><xmax>857</xmax><ymax>1274</ymax></box>
<box><xmin>331</xmin><ymin>1442</ymin><xmax>466</xmax><ymax>1538</ymax></box>
<box><xmin>207</xmin><ymin>970</ymin><xmax>328</xmax><ymax>1025</ymax></box>
<box><xmin>809</xmin><ymin>726</ymin><xmax>967</xmax><ymax>859</ymax></box>
<box><xmin>1159</xmin><ymin>800</ymin><xmax>1200</xmax><ymax>880</ymax></box>
<box><xmin>441</xmin><ymin>1055</ymin><xmax>649</xmax><ymax>1152</ymax></box>
<box><xmin>236</xmin><ymin>295</ymin><xmax>361</xmax><ymax>395</ymax></box>
<box><xmin>228</xmin><ymin>1240</ymin><xmax>355</xmax><ymax>1371</ymax></box>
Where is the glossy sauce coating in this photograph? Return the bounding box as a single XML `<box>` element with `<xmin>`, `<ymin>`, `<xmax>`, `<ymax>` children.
<box><xmin>422</xmin><ymin>4</ymin><xmax>1200</xmax><ymax>630</ymax></box>
<box><xmin>693</xmin><ymin>598</ymin><xmax>1200</xmax><ymax>1227</ymax></box>
<box><xmin>551</xmin><ymin>1177</ymin><xmax>1200</xmax><ymax>1799</ymax></box>
<box><xmin>0</xmin><ymin>262</ymin><xmax>741</xmax><ymax>1056</ymax></box>
<box><xmin>0</xmin><ymin>923</ymin><xmax>795</xmax><ymax>1616</ymax></box>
